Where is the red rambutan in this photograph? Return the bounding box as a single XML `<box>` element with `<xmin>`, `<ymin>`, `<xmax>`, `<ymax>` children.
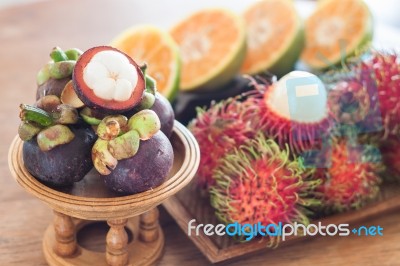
<box><xmin>328</xmin><ymin>52</ymin><xmax>400</xmax><ymax>139</ymax></box>
<box><xmin>314</xmin><ymin>139</ymin><xmax>383</xmax><ymax>213</ymax></box>
<box><xmin>328</xmin><ymin>80</ymin><xmax>371</xmax><ymax>126</ymax></box>
<box><xmin>188</xmin><ymin>94</ymin><xmax>261</xmax><ymax>190</ymax></box>
<box><xmin>248</xmin><ymin>71</ymin><xmax>336</xmax><ymax>155</ymax></box>
<box><xmin>210</xmin><ymin>135</ymin><xmax>320</xmax><ymax>245</ymax></box>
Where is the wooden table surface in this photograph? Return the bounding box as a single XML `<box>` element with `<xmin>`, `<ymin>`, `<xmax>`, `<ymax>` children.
<box><xmin>0</xmin><ymin>0</ymin><xmax>399</xmax><ymax>265</ymax></box>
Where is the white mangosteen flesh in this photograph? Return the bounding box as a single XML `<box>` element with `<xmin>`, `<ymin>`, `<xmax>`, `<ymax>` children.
<box><xmin>267</xmin><ymin>71</ymin><xmax>328</xmax><ymax>123</ymax></box>
<box><xmin>83</xmin><ymin>51</ymin><xmax>138</xmax><ymax>101</ymax></box>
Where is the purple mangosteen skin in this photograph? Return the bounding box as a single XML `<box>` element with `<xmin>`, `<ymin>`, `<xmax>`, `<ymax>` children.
<box><xmin>36</xmin><ymin>77</ymin><xmax>71</xmax><ymax>100</ymax></box>
<box><xmin>150</xmin><ymin>93</ymin><xmax>174</xmax><ymax>138</ymax></box>
<box><xmin>23</xmin><ymin>124</ymin><xmax>96</xmax><ymax>186</ymax></box>
<box><xmin>104</xmin><ymin>131</ymin><xmax>174</xmax><ymax>194</ymax></box>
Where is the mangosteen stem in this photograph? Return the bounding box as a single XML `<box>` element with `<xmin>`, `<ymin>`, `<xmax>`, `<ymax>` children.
<box><xmin>139</xmin><ymin>63</ymin><xmax>147</xmax><ymax>74</ymax></box>
<box><xmin>145</xmin><ymin>75</ymin><xmax>157</xmax><ymax>95</ymax></box>
<box><xmin>64</xmin><ymin>48</ymin><xmax>83</xmax><ymax>60</ymax></box>
<box><xmin>50</xmin><ymin>47</ymin><xmax>69</xmax><ymax>62</ymax></box>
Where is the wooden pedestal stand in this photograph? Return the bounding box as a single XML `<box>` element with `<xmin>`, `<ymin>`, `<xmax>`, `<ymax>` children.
<box><xmin>8</xmin><ymin>122</ymin><xmax>200</xmax><ymax>266</ymax></box>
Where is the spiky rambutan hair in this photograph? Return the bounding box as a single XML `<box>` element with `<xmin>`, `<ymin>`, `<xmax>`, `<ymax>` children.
<box><xmin>314</xmin><ymin>138</ymin><xmax>383</xmax><ymax>213</ymax></box>
<box><xmin>210</xmin><ymin>135</ymin><xmax>320</xmax><ymax>245</ymax></box>
<box><xmin>328</xmin><ymin>52</ymin><xmax>400</xmax><ymax>139</ymax></box>
<box><xmin>189</xmin><ymin>93</ymin><xmax>262</xmax><ymax>190</ymax></box>
<box><xmin>244</xmin><ymin>72</ymin><xmax>336</xmax><ymax>155</ymax></box>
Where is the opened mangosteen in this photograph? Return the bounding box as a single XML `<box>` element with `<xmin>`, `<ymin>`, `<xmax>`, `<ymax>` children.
<box><xmin>91</xmin><ymin>109</ymin><xmax>174</xmax><ymax>194</ymax></box>
<box><xmin>72</xmin><ymin>46</ymin><xmax>145</xmax><ymax>114</ymax></box>
<box><xmin>18</xmin><ymin>95</ymin><xmax>96</xmax><ymax>186</ymax></box>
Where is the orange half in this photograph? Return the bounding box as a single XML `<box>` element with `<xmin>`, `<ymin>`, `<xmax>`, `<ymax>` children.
<box><xmin>241</xmin><ymin>0</ymin><xmax>303</xmax><ymax>76</ymax></box>
<box><xmin>110</xmin><ymin>25</ymin><xmax>181</xmax><ymax>101</ymax></box>
<box><xmin>301</xmin><ymin>0</ymin><xmax>373</xmax><ymax>69</ymax></box>
<box><xmin>170</xmin><ymin>9</ymin><xmax>246</xmax><ymax>91</ymax></box>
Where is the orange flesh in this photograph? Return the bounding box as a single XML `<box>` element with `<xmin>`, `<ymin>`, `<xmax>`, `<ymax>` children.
<box><xmin>112</xmin><ymin>30</ymin><xmax>175</xmax><ymax>94</ymax></box>
<box><xmin>170</xmin><ymin>10</ymin><xmax>242</xmax><ymax>88</ymax></box>
<box><xmin>241</xmin><ymin>0</ymin><xmax>298</xmax><ymax>74</ymax></box>
<box><xmin>301</xmin><ymin>0</ymin><xmax>369</xmax><ymax>68</ymax></box>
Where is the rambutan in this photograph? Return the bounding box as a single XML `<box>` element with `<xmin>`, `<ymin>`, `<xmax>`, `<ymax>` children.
<box><xmin>328</xmin><ymin>80</ymin><xmax>371</xmax><ymax>126</ymax></box>
<box><xmin>248</xmin><ymin>71</ymin><xmax>336</xmax><ymax>155</ymax></box>
<box><xmin>188</xmin><ymin>94</ymin><xmax>261</xmax><ymax>190</ymax></box>
<box><xmin>313</xmin><ymin>138</ymin><xmax>383</xmax><ymax>213</ymax></box>
<box><xmin>328</xmin><ymin>52</ymin><xmax>400</xmax><ymax>139</ymax></box>
<box><xmin>210</xmin><ymin>135</ymin><xmax>320</xmax><ymax>245</ymax></box>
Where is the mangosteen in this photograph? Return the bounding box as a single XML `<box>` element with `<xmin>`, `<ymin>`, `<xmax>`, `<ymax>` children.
<box><xmin>23</xmin><ymin>125</ymin><xmax>96</xmax><ymax>186</ymax></box>
<box><xmin>91</xmin><ymin>110</ymin><xmax>161</xmax><ymax>175</ymax></box>
<box><xmin>104</xmin><ymin>131</ymin><xmax>174</xmax><ymax>194</ymax></box>
<box><xmin>72</xmin><ymin>46</ymin><xmax>145</xmax><ymax>114</ymax></box>
<box><xmin>36</xmin><ymin>77</ymin><xmax>71</xmax><ymax>100</ymax></box>
<box><xmin>36</xmin><ymin>47</ymin><xmax>84</xmax><ymax>100</ymax></box>
<box><xmin>19</xmin><ymin>95</ymin><xmax>96</xmax><ymax>186</ymax></box>
<box><xmin>150</xmin><ymin>93</ymin><xmax>175</xmax><ymax>138</ymax></box>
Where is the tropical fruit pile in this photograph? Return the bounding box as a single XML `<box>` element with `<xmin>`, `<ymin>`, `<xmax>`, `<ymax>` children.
<box><xmin>18</xmin><ymin>46</ymin><xmax>176</xmax><ymax>195</ymax></box>
<box><xmin>189</xmin><ymin>50</ymin><xmax>400</xmax><ymax>245</ymax></box>
<box><xmin>106</xmin><ymin>0</ymin><xmax>376</xmax><ymax>138</ymax></box>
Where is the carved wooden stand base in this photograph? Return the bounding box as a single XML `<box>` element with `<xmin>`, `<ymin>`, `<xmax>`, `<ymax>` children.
<box><xmin>9</xmin><ymin>123</ymin><xmax>200</xmax><ymax>266</ymax></box>
<box><xmin>43</xmin><ymin>208</ymin><xmax>164</xmax><ymax>266</ymax></box>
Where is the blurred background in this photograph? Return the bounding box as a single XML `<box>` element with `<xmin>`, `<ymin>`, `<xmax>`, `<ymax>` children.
<box><xmin>1</xmin><ymin>0</ymin><xmax>399</xmax><ymax>47</ymax></box>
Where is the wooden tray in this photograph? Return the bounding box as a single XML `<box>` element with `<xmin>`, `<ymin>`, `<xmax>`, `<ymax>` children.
<box><xmin>163</xmin><ymin>180</ymin><xmax>400</xmax><ymax>263</ymax></box>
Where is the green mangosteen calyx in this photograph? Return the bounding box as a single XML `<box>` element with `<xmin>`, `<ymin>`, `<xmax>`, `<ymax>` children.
<box><xmin>72</xmin><ymin>46</ymin><xmax>145</xmax><ymax>114</ymax></box>
<box><xmin>37</xmin><ymin>47</ymin><xmax>83</xmax><ymax>86</ymax></box>
<box><xmin>133</xmin><ymin>64</ymin><xmax>157</xmax><ymax>111</ymax></box>
<box><xmin>128</xmin><ymin>109</ymin><xmax>161</xmax><ymax>140</ymax></box>
<box><xmin>18</xmin><ymin>95</ymin><xmax>80</xmax><ymax>151</ymax></box>
<box><xmin>80</xmin><ymin>107</ymin><xmax>104</xmax><ymax>126</ymax></box>
<box><xmin>97</xmin><ymin>115</ymin><xmax>128</xmax><ymax>140</ymax></box>
<box><xmin>60</xmin><ymin>80</ymin><xmax>85</xmax><ymax>108</ymax></box>
<box><xmin>133</xmin><ymin>74</ymin><xmax>157</xmax><ymax>111</ymax></box>
<box><xmin>36</xmin><ymin>125</ymin><xmax>75</xmax><ymax>152</ymax></box>
<box><xmin>92</xmin><ymin>110</ymin><xmax>161</xmax><ymax>175</ymax></box>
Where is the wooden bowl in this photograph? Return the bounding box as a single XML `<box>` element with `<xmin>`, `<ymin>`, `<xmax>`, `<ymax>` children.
<box><xmin>8</xmin><ymin>121</ymin><xmax>200</xmax><ymax>220</ymax></box>
<box><xmin>9</xmin><ymin>121</ymin><xmax>200</xmax><ymax>266</ymax></box>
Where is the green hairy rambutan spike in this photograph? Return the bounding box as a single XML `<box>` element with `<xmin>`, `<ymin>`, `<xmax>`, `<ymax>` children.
<box><xmin>209</xmin><ymin>135</ymin><xmax>321</xmax><ymax>247</ymax></box>
<box><xmin>189</xmin><ymin>92</ymin><xmax>262</xmax><ymax>191</ymax></box>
